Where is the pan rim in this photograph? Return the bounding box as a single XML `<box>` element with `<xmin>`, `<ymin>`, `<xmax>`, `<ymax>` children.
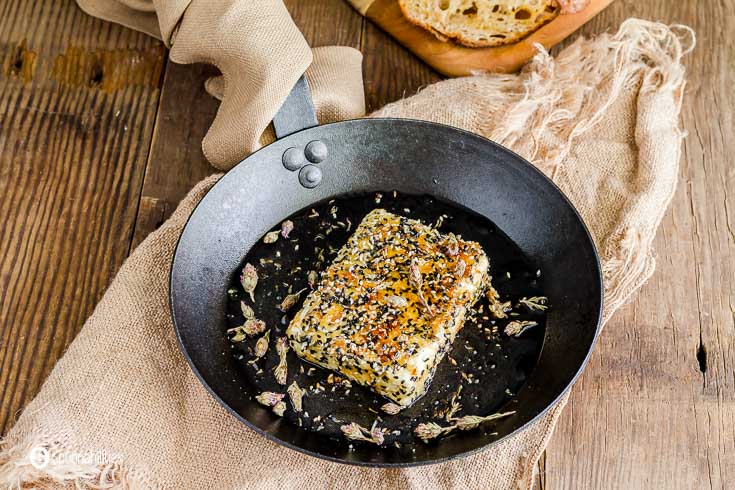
<box><xmin>169</xmin><ymin>116</ymin><xmax>604</xmax><ymax>468</ymax></box>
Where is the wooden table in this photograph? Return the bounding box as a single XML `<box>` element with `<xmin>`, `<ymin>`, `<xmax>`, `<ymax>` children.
<box><xmin>1</xmin><ymin>0</ymin><xmax>732</xmax><ymax>487</ymax></box>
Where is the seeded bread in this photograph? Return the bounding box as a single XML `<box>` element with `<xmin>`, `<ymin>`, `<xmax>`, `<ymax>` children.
<box><xmin>398</xmin><ymin>0</ymin><xmax>561</xmax><ymax>48</ymax></box>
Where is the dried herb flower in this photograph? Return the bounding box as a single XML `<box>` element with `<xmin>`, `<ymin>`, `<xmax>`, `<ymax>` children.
<box><xmin>240</xmin><ymin>302</ymin><xmax>255</xmax><ymax>320</ymax></box>
<box><xmin>414</xmin><ymin>422</ymin><xmax>451</xmax><ymax>441</ymax></box>
<box><xmin>227</xmin><ymin>319</ymin><xmax>266</xmax><ymax>342</ymax></box>
<box><xmin>340</xmin><ymin>422</ymin><xmax>385</xmax><ymax>445</ymax></box>
<box><xmin>307</xmin><ymin>270</ymin><xmax>318</xmax><ymax>289</ymax></box>
<box><xmin>381</xmin><ymin>402</ymin><xmax>402</xmax><ymax>415</ymax></box>
<box><xmin>370</xmin><ymin>427</ymin><xmax>385</xmax><ymax>445</ymax></box>
<box><xmin>274</xmin><ymin>337</ymin><xmax>289</xmax><ymax>385</ymax></box>
<box><xmin>255</xmin><ymin>391</ymin><xmax>285</xmax><ymax>407</ymax></box>
<box><xmin>454</xmin><ymin>411</ymin><xmax>515</xmax><ymax>431</ymax></box>
<box><xmin>240</xmin><ymin>263</ymin><xmax>258</xmax><ymax>302</ymax></box>
<box><xmin>287</xmin><ymin>381</ymin><xmax>304</xmax><ymax>412</ymax></box>
<box><xmin>486</xmin><ymin>283</ymin><xmax>510</xmax><ymax>319</ymax></box>
<box><xmin>278</xmin><ymin>288</ymin><xmax>307</xmax><ymax>312</ymax></box>
<box><xmin>272</xmin><ymin>401</ymin><xmax>287</xmax><ymax>417</ymax></box>
<box><xmin>254</xmin><ymin>330</ymin><xmax>270</xmax><ymax>358</ymax></box>
<box><xmin>276</xmin><ymin>337</ymin><xmax>289</xmax><ymax>356</ymax></box>
<box><xmin>280</xmin><ymin>220</ymin><xmax>294</xmax><ymax>239</ymax></box>
<box><xmin>518</xmin><ymin>296</ymin><xmax>548</xmax><ymax>311</ymax></box>
<box><xmin>446</xmin><ymin>386</ymin><xmax>463</xmax><ymax>421</ymax></box>
<box><xmin>504</xmin><ymin>320</ymin><xmax>539</xmax><ymax>337</ymax></box>
<box><xmin>274</xmin><ymin>364</ymin><xmax>288</xmax><ymax>386</ymax></box>
<box><xmin>263</xmin><ymin>231</ymin><xmax>280</xmax><ymax>244</ymax></box>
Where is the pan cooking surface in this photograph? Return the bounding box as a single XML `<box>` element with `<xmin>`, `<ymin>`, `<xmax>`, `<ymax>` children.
<box><xmin>224</xmin><ymin>191</ymin><xmax>547</xmax><ymax>447</ymax></box>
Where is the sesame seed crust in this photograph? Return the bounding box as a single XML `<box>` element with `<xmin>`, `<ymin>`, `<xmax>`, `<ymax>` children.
<box><xmin>286</xmin><ymin>209</ymin><xmax>489</xmax><ymax>408</ymax></box>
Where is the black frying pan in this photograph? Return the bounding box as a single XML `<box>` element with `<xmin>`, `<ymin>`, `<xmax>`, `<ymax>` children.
<box><xmin>170</xmin><ymin>76</ymin><xmax>603</xmax><ymax>466</ymax></box>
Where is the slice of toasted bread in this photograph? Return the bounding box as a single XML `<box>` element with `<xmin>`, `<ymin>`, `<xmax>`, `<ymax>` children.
<box><xmin>398</xmin><ymin>0</ymin><xmax>561</xmax><ymax>48</ymax></box>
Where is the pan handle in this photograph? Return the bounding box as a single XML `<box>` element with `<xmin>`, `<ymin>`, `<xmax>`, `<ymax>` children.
<box><xmin>272</xmin><ymin>75</ymin><xmax>318</xmax><ymax>139</ymax></box>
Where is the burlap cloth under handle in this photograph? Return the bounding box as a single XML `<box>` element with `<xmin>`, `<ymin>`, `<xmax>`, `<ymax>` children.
<box><xmin>0</xmin><ymin>8</ymin><xmax>693</xmax><ymax>490</ymax></box>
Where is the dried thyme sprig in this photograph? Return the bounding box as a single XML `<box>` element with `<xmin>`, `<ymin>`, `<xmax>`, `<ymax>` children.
<box><xmin>486</xmin><ymin>282</ymin><xmax>511</xmax><ymax>319</ymax></box>
<box><xmin>280</xmin><ymin>220</ymin><xmax>294</xmax><ymax>239</ymax></box>
<box><xmin>255</xmin><ymin>391</ymin><xmax>285</xmax><ymax>407</ymax></box>
<box><xmin>415</xmin><ymin>410</ymin><xmax>516</xmax><ymax>442</ymax></box>
<box><xmin>278</xmin><ymin>288</ymin><xmax>307</xmax><ymax>312</ymax></box>
<box><xmin>381</xmin><ymin>402</ymin><xmax>402</xmax><ymax>415</ymax></box>
<box><xmin>445</xmin><ymin>386</ymin><xmax>463</xmax><ymax>421</ymax></box>
<box><xmin>340</xmin><ymin>422</ymin><xmax>385</xmax><ymax>445</ymax></box>
<box><xmin>287</xmin><ymin>381</ymin><xmax>304</xmax><ymax>412</ymax></box>
<box><xmin>254</xmin><ymin>330</ymin><xmax>270</xmax><ymax>358</ymax></box>
<box><xmin>240</xmin><ymin>302</ymin><xmax>255</xmax><ymax>320</ymax></box>
<box><xmin>272</xmin><ymin>401</ymin><xmax>287</xmax><ymax>417</ymax></box>
<box><xmin>240</xmin><ymin>263</ymin><xmax>258</xmax><ymax>302</ymax></box>
<box><xmin>518</xmin><ymin>296</ymin><xmax>548</xmax><ymax>312</ymax></box>
<box><xmin>227</xmin><ymin>319</ymin><xmax>266</xmax><ymax>342</ymax></box>
<box><xmin>504</xmin><ymin>320</ymin><xmax>539</xmax><ymax>337</ymax></box>
<box><xmin>274</xmin><ymin>337</ymin><xmax>289</xmax><ymax>385</ymax></box>
<box><xmin>307</xmin><ymin>270</ymin><xmax>318</xmax><ymax>288</ymax></box>
<box><xmin>263</xmin><ymin>231</ymin><xmax>280</xmax><ymax>244</ymax></box>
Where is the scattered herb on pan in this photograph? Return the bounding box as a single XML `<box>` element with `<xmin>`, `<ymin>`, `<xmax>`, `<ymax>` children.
<box><xmin>227</xmin><ymin>319</ymin><xmax>266</xmax><ymax>342</ymax></box>
<box><xmin>287</xmin><ymin>381</ymin><xmax>305</xmax><ymax>412</ymax></box>
<box><xmin>504</xmin><ymin>320</ymin><xmax>539</xmax><ymax>337</ymax></box>
<box><xmin>254</xmin><ymin>330</ymin><xmax>270</xmax><ymax>358</ymax></box>
<box><xmin>272</xmin><ymin>401</ymin><xmax>287</xmax><ymax>417</ymax></box>
<box><xmin>307</xmin><ymin>270</ymin><xmax>318</xmax><ymax>288</ymax></box>
<box><xmin>518</xmin><ymin>296</ymin><xmax>548</xmax><ymax>312</ymax></box>
<box><xmin>380</xmin><ymin>402</ymin><xmax>402</xmax><ymax>415</ymax></box>
<box><xmin>278</xmin><ymin>288</ymin><xmax>307</xmax><ymax>312</ymax></box>
<box><xmin>341</xmin><ymin>422</ymin><xmax>385</xmax><ymax>445</ymax></box>
<box><xmin>486</xmin><ymin>281</ymin><xmax>511</xmax><ymax>319</ymax></box>
<box><xmin>241</xmin><ymin>263</ymin><xmax>258</xmax><ymax>302</ymax></box>
<box><xmin>415</xmin><ymin>410</ymin><xmax>515</xmax><ymax>442</ymax></box>
<box><xmin>274</xmin><ymin>337</ymin><xmax>289</xmax><ymax>385</ymax></box>
<box><xmin>263</xmin><ymin>231</ymin><xmax>280</xmax><ymax>244</ymax></box>
<box><xmin>255</xmin><ymin>391</ymin><xmax>285</xmax><ymax>407</ymax></box>
<box><xmin>241</xmin><ymin>302</ymin><xmax>255</xmax><ymax>320</ymax></box>
<box><xmin>280</xmin><ymin>220</ymin><xmax>294</xmax><ymax>239</ymax></box>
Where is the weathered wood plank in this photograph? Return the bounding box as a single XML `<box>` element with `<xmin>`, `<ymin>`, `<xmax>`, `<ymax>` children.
<box><xmin>360</xmin><ymin>18</ymin><xmax>441</xmax><ymax>112</ymax></box>
<box><xmin>543</xmin><ymin>1</ymin><xmax>735</xmax><ymax>488</ymax></box>
<box><xmin>0</xmin><ymin>0</ymin><xmax>165</xmax><ymax>433</ymax></box>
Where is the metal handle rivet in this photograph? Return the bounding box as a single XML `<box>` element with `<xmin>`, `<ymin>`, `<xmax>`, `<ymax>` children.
<box><xmin>304</xmin><ymin>140</ymin><xmax>328</xmax><ymax>163</ymax></box>
<box><xmin>299</xmin><ymin>165</ymin><xmax>322</xmax><ymax>188</ymax></box>
<box><xmin>282</xmin><ymin>147</ymin><xmax>306</xmax><ymax>171</ymax></box>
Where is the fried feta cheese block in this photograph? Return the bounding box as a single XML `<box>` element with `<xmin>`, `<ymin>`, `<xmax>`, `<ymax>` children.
<box><xmin>286</xmin><ymin>209</ymin><xmax>489</xmax><ymax>407</ymax></box>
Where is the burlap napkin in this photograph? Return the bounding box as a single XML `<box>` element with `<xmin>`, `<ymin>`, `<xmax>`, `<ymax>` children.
<box><xmin>0</xmin><ymin>16</ymin><xmax>693</xmax><ymax>490</ymax></box>
<box><xmin>74</xmin><ymin>0</ymin><xmax>365</xmax><ymax>169</ymax></box>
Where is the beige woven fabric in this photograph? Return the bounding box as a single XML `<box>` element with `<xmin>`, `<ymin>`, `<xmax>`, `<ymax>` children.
<box><xmin>0</xmin><ymin>19</ymin><xmax>692</xmax><ymax>490</ymax></box>
<box><xmin>75</xmin><ymin>0</ymin><xmax>365</xmax><ymax>169</ymax></box>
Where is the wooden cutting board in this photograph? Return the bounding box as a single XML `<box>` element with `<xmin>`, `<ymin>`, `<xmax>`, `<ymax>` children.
<box><xmin>347</xmin><ymin>0</ymin><xmax>615</xmax><ymax>76</ymax></box>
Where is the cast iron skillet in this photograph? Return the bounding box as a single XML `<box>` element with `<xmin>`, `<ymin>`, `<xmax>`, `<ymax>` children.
<box><xmin>170</xmin><ymin>77</ymin><xmax>603</xmax><ymax>466</ymax></box>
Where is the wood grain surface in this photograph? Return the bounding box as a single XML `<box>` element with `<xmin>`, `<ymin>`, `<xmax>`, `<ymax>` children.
<box><xmin>1</xmin><ymin>0</ymin><xmax>732</xmax><ymax>488</ymax></box>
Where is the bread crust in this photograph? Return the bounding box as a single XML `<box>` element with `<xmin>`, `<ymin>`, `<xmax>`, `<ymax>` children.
<box><xmin>398</xmin><ymin>0</ymin><xmax>563</xmax><ymax>48</ymax></box>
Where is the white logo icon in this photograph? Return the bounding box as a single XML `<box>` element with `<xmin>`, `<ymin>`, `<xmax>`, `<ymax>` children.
<box><xmin>29</xmin><ymin>445</ymin><xmax>50</xmax><ymax>469</ymax></box>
